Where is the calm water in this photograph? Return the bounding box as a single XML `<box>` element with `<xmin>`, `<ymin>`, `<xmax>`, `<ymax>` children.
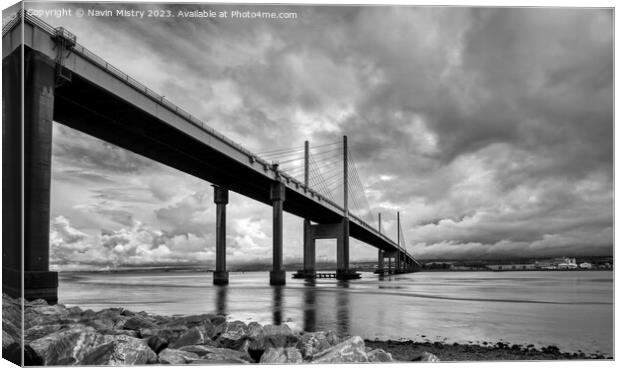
<box><xmin>58</xmin><ymin>270</ymin><xmax>613</xmax><ymax>356</ymax></box>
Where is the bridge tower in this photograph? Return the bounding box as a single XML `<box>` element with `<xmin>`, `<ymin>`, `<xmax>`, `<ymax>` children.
<box><xmin>294</xmin><ymin>136</ymin><xmax>358</xmax><ymax>280</ymax></box>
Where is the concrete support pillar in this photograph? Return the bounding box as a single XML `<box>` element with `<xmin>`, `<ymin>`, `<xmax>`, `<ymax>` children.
<box><xmin>336</xmin><ymin>218</ymin><xmax>351</xmax><ymax>279</ymax></box>
<box><xmin>377</xmin><ymin>250</ymin><xmax>384</xmax><ymax>272</ymax></box>
<box><xmin>213</xmin><ymin>186</ymin><xmax>229</xmax><ymax>285</ymax></box>
<box><xmin>270</xmin><ymin>182</ymin><xmax>286</xmax><ymax>285</ymax></box>
<box><xmin>3</xmin><ymin>48</ymin><xmax>58</xmax><ymax>303</ymax></box>
<box><xmin>302</xmin><ymin>219</ymin><xmax>316</xmax><ymax>277</ymax></box>
<box><xmin>388</xmin><ymin>256</ymin><xmax>392</xmax><ymax>274</ymax></box>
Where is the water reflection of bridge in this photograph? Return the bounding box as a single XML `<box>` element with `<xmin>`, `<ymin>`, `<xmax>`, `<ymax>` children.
<box><xmin>213</xmin><ymin>279</ymin><xmax>354</xmax><ymax>336</ymax></box>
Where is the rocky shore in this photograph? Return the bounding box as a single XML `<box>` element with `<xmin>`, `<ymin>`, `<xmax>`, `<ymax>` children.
<box><xmin>2</xmin><ymin>293</ymin><xmax>423</xmax><ymax>365</ymax></box>
<box><xmin>2</xmin><ymin>293</ymin><xmax>610</xmax><ymax>365</ymax></box>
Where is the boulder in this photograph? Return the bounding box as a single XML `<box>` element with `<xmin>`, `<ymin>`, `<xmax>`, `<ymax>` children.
<box><xmin>368</xmin><ymin>348</ymin><xmax>394</xmax><ymax>362</ymax></box>
<box><xmin>81</xmin><ymin>335</ymin><xmax>158</xmax><ymax>365</ymax></box>
<box><xmin>3</xmin><ymin>342</ymin><xmax>23</xmax><ymax>366</ymax></box>
<box><xmin>122</xmin><ymin>315</ymin><xmax>158</xmax><ymax>330</ymax></box>
<box><xmin>2</xmin><ymin>294</ymin><xmax>22</xmax><ymax>327</ymax></box>
<box><xmin>189</xmin><ymin>357</ymin><xmax>249</xmax><ymax>364</ymax></box>
<box><xmin>92</xmin><ymin>308</ymin><xmax>127</xmax><ymax>328</ymax></box>
<box><xmin>170</xmin><ymin>327</ymin><xmax>205</xmax><ymax>348</ymax></box>
<box><xmin>3</xmin><ymin>316</ymin><xmax>21</xmax><ymax>349</ymax></box>
<box><xmin>262</xmin><ymin>324</ymin><xmax>299</xmax><ymax>348</ymax></box>
<box><xmin>245</xmin><ymin>323</ymin><xmax>299</xmax><ymax>357</ymax></box>
<box><xmin>260</xmin><ymin>347</ymin><xmax>304</xmax><ymax>364</ymax></box>
<box><xmin>179</xmin><ymin>345</ymin><xmax>254</xmax><ymax>363</ymax></box>
<box><xmin>210</xmin><ymin>315</ymin><xmax>227</xmax><ymax>326</ymax></box>
<box><xmin>217</xmin><ymin>320</ymin><xmax>249</xmax><ymax>350</ymax></box>
<box><xmin>98</xmin><ymin>328</ymin><xmax>139</xmax><ymax>338</ymax></box>
<box><xmin>24</xmin><ymin>324</ymin><xmax>64</xmax><ymax>342</ymax></box>
<box><xmin>158</xmin><ymin>348</ymin><xmax>200</xmax><ymax>364</ymax></box>
<box><xmin>165</xmin><ymin>314</ymin><xmax>216</xmax><ymax>328</ymax></box>
<box><xmin>310</xmin><ymin>336</ymin><xmax>368</xmax><ymax>363</ymax></box>
<box><xmin>29</xmin><ymin>326</ymin><xmax>102</xmax><ymax>365</ymax></box>
<box><xmin>140</xmin><ymin>324</ymin><xmax>188</xmax><ymax>340</ymax></box>
<box><xmin>145</xmin><ymin>335</ymin><xmax>168</xmax><ymax>354</ymax></box>
<box><xmin>413</xmin><ymin>351</ymin><xmax>440</xmax><ymax>362</ymax></box>
<box><xmin>298</xmin><ymin>330</ymin><xmax>340</xmax><ymax>359</ymax></box>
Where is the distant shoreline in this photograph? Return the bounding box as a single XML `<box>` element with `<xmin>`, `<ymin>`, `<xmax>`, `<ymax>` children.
<box><xmin>56</xmin><ymin>268</ymin><xmax>613</xmax><ymax>274</ymax></box>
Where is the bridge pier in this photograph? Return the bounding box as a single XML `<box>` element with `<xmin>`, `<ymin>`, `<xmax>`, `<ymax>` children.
<box><xmin>213</xmin><ymin>186</ymin><xmax>229</xmax><ymax>285</ymax></box>
<box><xmin>270</xmin><ymin>182</ymin><xmax>286</xmax><ymax>285</ymax></box>
<box><xmin>376</xmin><ymin>250</ymin><xmax>385</xmax><ymax>273</ymax></box>
<box><xmin>294</xmin><ymin>218</ymin><xmax>359</xmax><ymax>280</ymax></box>
<box><xmin>3</xmin><ymin>48</ymin><xmax>58</xmax><ymax>303</ymax></box>
<box><xmin>295</xmin><ymin>219</ymin><xmax>316</xmax><ymax>278</ymax></box>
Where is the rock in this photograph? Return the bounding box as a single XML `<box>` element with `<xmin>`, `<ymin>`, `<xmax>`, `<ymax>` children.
<box><xmin>260</xmin><ymin>347</ymin><xmax>304</xmax><ymax>363</ymax></box>
<box><xmin>179</xmin><ymin>345</ymin><xmax>254</xmax><ymax>363</ymax></box>
<box><xmin>29</xmin><ymin>326</ymin><xmax>102</xmax><ymax>365</ymax></box>
<box><xmin>24</xmin><ymin>324</ymin><xmax>64</xmax><ymax>342</ymax></box>
<box><xmin>24</xmin><ymin>344</ymin><xmax>44</xmax><ymax>366</ymax></box>
<box><xmin>197</xmin><ymin>319</ymin><xmax>216</xmax><ymax>339</ymax></box>
<box><xmin>24</xmin><ymin>298</ymin><xmax>48</xmax><ymax>306</ymax></box>
<box><xmin>310</xmin><ymin>336</ymin><xmax>368</xmax><ymax>363</ymax></box>
<box><xmin>3</xmin><ymin>316</ymin><xmax>21</xmax><ymax>349</ymax></box>
<box><xmin>210</xmin><ymin>315</ymin><xmax>227</xmax><ymax>326</ymax></box>
<box><xmin>81</xmin><ymin>335</ymin><xmax>158</xmax><ymax>365</ymax></box>
<box><xmin>140</xmin><ymin>325</ymin><xmax>188</xmax><ymax>344</ymax></box>
<box><xmin>98</xmin><ymin>328</ymin><xmax>139</xmax><ymax>338</ymax></box>
<box><xmin>120</xmin><ymin>309</ymin><xmax>136</xmax><ymax>317</ymax></box>
<box><xmin>368</xmin><ymin>348</ymin><xmax>394</xmax><ymax>362</ymax></box>
<box><xmin>3</xmin><ymin>342</ymin><xmax>23</xmax><ymax>366</ymax></box>
<box><xmin>217</xmin><ymin>320</ymin><xmax>249</xmax><ymax>350</ymax></box>
<box><xmin>158</xmin><ymin>348</ymin><xmax>199</xmax><ymax>364</ymax></box>
<box><xmin>412</xmin><ymin>352</ymin><xmax>440</xmax><ymax>362</ymax></box>
<box><xmin>189</xmin><ymin>357</ymin><xmax>249</xmax><ymax>364</ymax></box>
<box><xmin>146</xmin><ymin>335</ymin><xmax>168</xmax><ymax>354</ymax></box>
<box><xmin>165</xmin><ymin>314</ymin><xmax>216</xmax><ymax>328</ymax></box>
<box><xmin>262</xmin><ymin>324</ymin><xmax>299</xmax><ymax>348</ymax></box>
<box><xmin>298</xmin><ymin>330</ymin><xmax>340</xmax><ymax>359</ymax></box>
<box><xmin>170</xmin><ymin>326</ymin><xmax>205</xmax><ymax>348</ymax></box>
<box><xmin>122</xmin><ymin>315</ymin><xmax>158</xmax><ymax>330</ymax></box>
<box><xmin>245</xmin><ymin>323</ymin><xmax>298</xmax><ymax>358</ymax></box>
<box><xmin>92</xmin><ymin>308</ymin><xmax>127</xmax><ymax>329</ymax></box>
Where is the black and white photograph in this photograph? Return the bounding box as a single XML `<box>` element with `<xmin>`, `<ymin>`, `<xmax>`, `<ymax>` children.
<box><xmin>1</xmin><ymin>0</ymin><xmax>615</xmax><ymax>366</ymax></box>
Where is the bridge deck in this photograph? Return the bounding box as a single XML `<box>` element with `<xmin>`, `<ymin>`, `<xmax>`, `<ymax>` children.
<box><xmin>4</xmin><ymin>13</ymin><xmax>420</xmax><ymax>267</ymax></box>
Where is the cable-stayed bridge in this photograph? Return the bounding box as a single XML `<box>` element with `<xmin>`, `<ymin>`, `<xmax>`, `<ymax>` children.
<box><xmin>2</xmin><ymin>13</ymin><xmax>420</xmax><ymax>304</ymax></box>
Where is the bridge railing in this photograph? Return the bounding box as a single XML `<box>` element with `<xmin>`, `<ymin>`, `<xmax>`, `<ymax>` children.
<box><xmin>349</xmin><ymin>213</ymin><xmax>415</xmax><ymax>261</ymax></box>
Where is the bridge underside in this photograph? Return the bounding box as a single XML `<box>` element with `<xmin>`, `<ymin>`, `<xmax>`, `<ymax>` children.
<box><xmin>3</xmin><ymin>28</ymin><xmax>419</xmax><ymax>302</ymax></box>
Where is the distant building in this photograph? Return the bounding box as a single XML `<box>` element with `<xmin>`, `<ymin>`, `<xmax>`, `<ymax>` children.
<box><xmin>487</xmin><ymin>264</ymin><xmax>536</xmax><ymax>271</ymax></box>
<box><xmin>557</xmin><ymin>257</ymin><xmax>578</xmax><ymax>269</ymax></box>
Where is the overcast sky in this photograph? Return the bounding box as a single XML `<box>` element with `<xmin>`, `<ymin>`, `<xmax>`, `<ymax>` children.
<box><xmin>26</xmin><ymin>3</ymin><xmax>612</xmax><ymax>270</ymax></box>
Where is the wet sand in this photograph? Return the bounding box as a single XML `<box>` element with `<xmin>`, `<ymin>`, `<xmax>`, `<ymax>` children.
<box><xmin>365</xmin><ymin>339</ymin><xmax>612</xmax><ymax>361</ymax></box>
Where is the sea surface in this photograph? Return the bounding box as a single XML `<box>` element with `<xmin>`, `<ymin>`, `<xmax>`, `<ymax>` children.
<box><xmin>58</xmin><ymin>270</ymin><xmax>613</xmax><ymax>356</ymax></box>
